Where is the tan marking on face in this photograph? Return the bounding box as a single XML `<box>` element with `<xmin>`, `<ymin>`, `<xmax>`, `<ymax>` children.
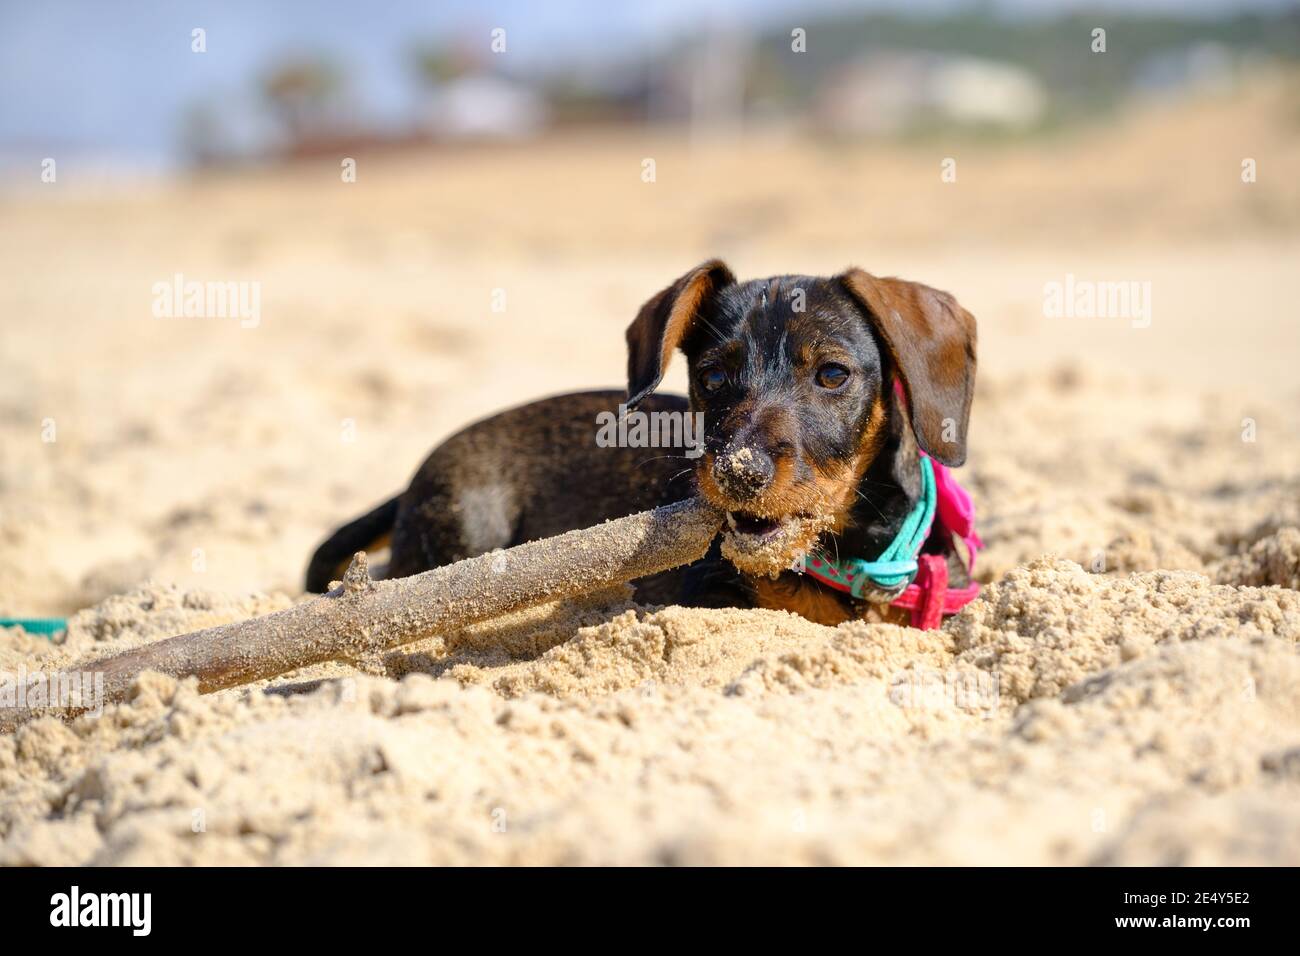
<box><xmin>696</xmin><ymin>390</ymin><xmax>888</xmax><ymax>531</ymax></box>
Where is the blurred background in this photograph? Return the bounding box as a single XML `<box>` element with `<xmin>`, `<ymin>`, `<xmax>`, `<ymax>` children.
<box><xmin>1</xmin><ymin>0</ymin><xmax>1298</xmax><ymax>613</ymax></box>
<box><xmin>2</xmin><ymin>0</ymin><xmax>1298</xmax><ymax>170</ymax></box>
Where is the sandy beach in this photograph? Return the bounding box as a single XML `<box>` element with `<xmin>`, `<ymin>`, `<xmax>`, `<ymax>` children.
<box><xmin>2</xmin><ymin>75</ymin><xmax>1298</xmax><ymax>865</ymax></box>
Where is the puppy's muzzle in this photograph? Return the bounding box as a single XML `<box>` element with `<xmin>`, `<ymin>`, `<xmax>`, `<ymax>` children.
<box><xmin>711</xmin><ymin>444</ymin><xmax>775</xmax><ymax>502</ymax></box>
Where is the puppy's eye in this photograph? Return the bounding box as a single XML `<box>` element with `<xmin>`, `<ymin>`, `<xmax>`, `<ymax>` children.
<box><xmin>815</xmin><ymin>363</ymin><xmax>850</xmax><ymax>389</ymax></box>
<box><xmin>698</xmin><ymin>366</ymin><xmax>727</xmax><ymax>392</ymax></box>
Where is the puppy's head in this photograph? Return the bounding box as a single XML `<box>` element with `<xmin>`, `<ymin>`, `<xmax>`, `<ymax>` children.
<box><xmin>626</xmin><ymin>260</ymin><xmax>977</xmax><ymax>575</ymax></box>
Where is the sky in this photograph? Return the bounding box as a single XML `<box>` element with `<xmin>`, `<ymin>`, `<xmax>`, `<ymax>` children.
<box><xmin>0</xmin><ymin>0</ymin><xmax>1291</xmax><ymax>167</ymax></box>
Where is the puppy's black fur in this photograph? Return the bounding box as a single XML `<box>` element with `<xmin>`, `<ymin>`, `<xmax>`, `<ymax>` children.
<box><xmin>306</xmin><ymin>261</ymin><xmax>977</xmax><ymax>624</ymax></box>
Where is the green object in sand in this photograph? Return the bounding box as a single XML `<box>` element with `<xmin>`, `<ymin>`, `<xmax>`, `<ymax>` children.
<box><xmin>0</xmin><ymin>617</ymin><xmax>67</xmax><ymax>638</ymax></box>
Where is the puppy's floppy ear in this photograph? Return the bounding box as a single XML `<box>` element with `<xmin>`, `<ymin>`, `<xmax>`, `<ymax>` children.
<box><xmin>838</xmin><ymin>268</ymin><xmax>977</xmax><ymax>467</ymax></box>
<box><xmin>625</xmin><ymin>259</ymin><xmax>735</xmax><ymax>407</ymax></box>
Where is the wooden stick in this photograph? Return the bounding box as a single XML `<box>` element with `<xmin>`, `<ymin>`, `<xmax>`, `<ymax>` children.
<box><xmin>1</xmin><ymin>498</ymin><xmax>722</xmax><ymax>733</ymax></box>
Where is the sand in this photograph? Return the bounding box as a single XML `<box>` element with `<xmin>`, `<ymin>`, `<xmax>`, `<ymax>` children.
<box><xmin>2</xmin><ymin>558</ymin><xmax>1298</xmax><ymax>865</ymax></box>
<box><xmin>2</xmin><ymin>75</ymin><xmax>1299</xmax><ymax>865</ymax></box>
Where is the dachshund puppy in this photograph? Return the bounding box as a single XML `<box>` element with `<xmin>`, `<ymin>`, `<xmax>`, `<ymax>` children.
<box><xmin>306</xmin><ymin>261</ymin><xmax>977</xmax><ymax>625</ymax></box>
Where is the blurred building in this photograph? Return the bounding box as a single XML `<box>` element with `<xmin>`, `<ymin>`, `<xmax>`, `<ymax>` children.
<box><xmin>418</xmin><ymin>73</ymin><xmax>548</xmax><ymax>141</ymax></box>
<box><xmin>815</xmin><ymin>52</ymin><xmax>1047</xmax><ymax>137</ymax></box>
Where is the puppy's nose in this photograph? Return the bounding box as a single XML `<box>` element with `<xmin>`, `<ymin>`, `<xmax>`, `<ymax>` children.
<box><xmin>712</xmin><ymin>445</ymin><xmax>775</xmax><ymax>501</ymax></box>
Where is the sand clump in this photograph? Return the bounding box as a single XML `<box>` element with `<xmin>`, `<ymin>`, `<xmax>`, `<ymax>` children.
<box><xmin>1211</xmin><ymin>527</ymin><xmax>1300</xmax><ymax>590</ymax></box>
<box><xmin>950</xmin><ymin>559</ymin><xmax>1300</xmax><ymax>702</ymax></box>
<box><xmin>719</xmin><ymin>514</ymin><xmax>830</xmax><ymax>578</ymax></box>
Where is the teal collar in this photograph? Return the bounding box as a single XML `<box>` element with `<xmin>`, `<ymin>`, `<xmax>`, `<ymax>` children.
<box><xmin>804</xmin><ymin>455</ymin><xmax>937</xmax><ymax>600</ymax></box>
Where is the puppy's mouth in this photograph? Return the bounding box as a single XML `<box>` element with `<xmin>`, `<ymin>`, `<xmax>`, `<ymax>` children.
<box><xmin>725</xmin><ymin>510</ymin><xmax>790</xmax><ymax>539</ymax></box>
<box><xmin>720</xmin><ymin>508</ymin><xmax>831</xmax><ymax>578</ymax></box>
<box><xmin>697</xmin><ymin>453</ymin><xmax>843</xmax><ymax>578</ymax></box>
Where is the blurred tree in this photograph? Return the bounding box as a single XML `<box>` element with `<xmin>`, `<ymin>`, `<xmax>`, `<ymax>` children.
<box><xmin>260</xmin><ymin>58</ymin><xmax>344</xmax><ymax>141</ymax></box>
<box><xmin>411</xmin><ymin>43</ymin><xmax>479</xmax><ymax>86</ymax></box>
